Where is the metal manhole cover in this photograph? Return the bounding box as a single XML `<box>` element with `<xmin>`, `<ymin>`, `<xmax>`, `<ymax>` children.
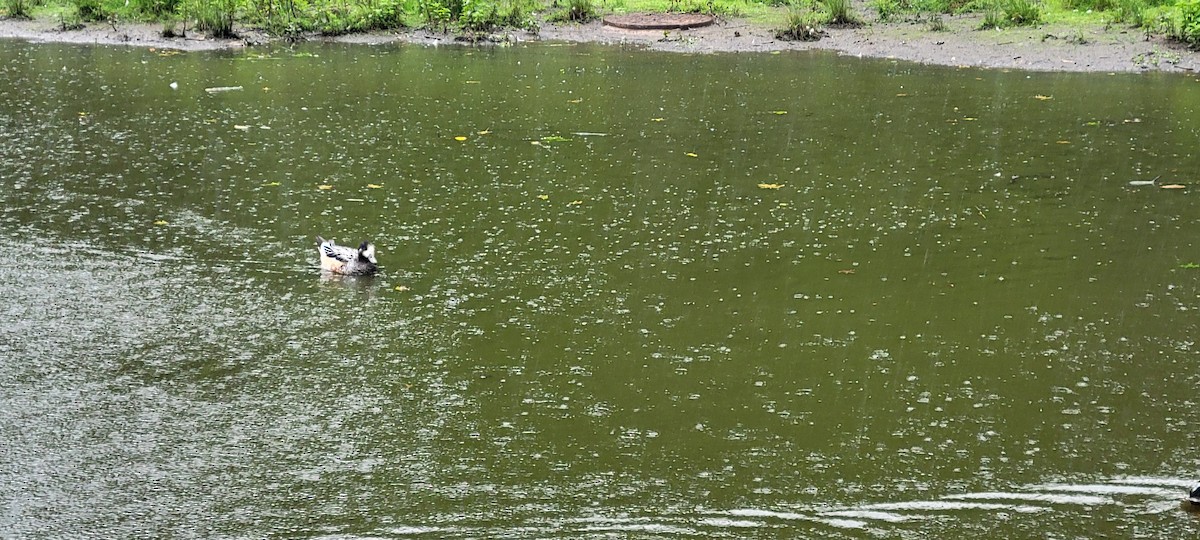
<box><xmin>602</xmin><ymin>13</ymin><xmax>715</xmax><ymax>30</ymax></box>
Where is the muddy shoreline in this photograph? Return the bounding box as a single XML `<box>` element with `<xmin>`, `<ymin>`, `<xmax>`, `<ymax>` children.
<box><xmin>1</xmin><ymin>14</ymin><xmax>1198</xmax><ymax>73</ymax></box>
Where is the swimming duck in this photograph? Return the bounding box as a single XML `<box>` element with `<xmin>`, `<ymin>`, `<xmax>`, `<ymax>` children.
<box><xmin>316</xmin><ymin>236</ymin><xmax>378</xmax><ymax>276</ymax></box>
<box><xmin>1183</xmin><ymin>483</ymin><xmax>1200</xmax><ymax>511</ymax></box>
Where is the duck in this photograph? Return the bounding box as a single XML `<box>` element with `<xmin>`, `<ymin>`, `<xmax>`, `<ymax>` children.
<box><xmin>316</xmin><ymin>236</ymin><xmax>378</xmax><ymax>276</ymax></box>
<box><xmin>1183</xmin><ymin>483</ymin><xmax>1200</xmax><ymax>512</ymax></box>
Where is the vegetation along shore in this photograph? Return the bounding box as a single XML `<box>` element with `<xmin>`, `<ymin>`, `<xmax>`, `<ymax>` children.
<box><xmin>2</xmin><ymin>0</ymin><xmax>1199</xmax><ymax>71</ymax></box>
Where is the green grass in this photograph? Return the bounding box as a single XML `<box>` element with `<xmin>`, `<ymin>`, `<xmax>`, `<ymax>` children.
<box><xmin>776</xmin><ymin>2</ymin><xmax>824</xmax><ymax>38</ymax></box>
<box><xmin>10</xmin><ymin>0</ymin><xmax>1200</xmax><ymax>47</ymax></box>
<box><xmin>4</xmin><ymin>0</ymin><xmax>34</xmax><ymax>18</ymax></box>
<box><xmin>821</xmin><ymin>0</ymin><xmax>862</xmax><ymax>23</ymax></box>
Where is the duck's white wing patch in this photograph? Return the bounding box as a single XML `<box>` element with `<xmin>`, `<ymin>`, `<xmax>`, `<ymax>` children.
<box><xmin>321</xmin><ymin>243</ymin><xmax>353</xmax><ymax>263</ymax></box>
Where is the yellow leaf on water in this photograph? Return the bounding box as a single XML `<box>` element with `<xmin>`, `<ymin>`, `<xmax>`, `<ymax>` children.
<box><xmin>1056</xmin><ymin>140</ymin><xmax>1071</xmax><ymax>144</ymax></box>
<box><xmin>318</xmin><ymin>184</ymin><xmax>333</xmax><ymax>190</ymax></box>
<box><xmin>394</xmin><ymin>285</ymin><xmax>410</xmax><ymax>291</ymax></box>
<box><xmin>685</xmin><ymin>152</ymin><xmax>698</xmax><ymax>158</ymax></box>
<box><xmin>465</xmin><ymin>80</ymin><xmax>481</xmax><ymax>84</ymax></box>
<box><xmin>477</xmin><ymin>130</ymin><xmax>492</xmax><ymax>135</ymax></box>
<box><xmin>1034</xmin><ymin>94</ymin><xmax>1053</xmax><ymax>100</ymax></box>
<box><xmin>264</xmin><ymin>181</ymin><xmax>280</xmax><ymax>186</ymax></box>
<box><xmin>896</xmin><ymin>93</ymin><xmax>909</xmax><ymax>97</ymax></box>
<box><xmin>650</xmin><ymin>118</ymin><xmax>665</xmax><ymax>122</ymax></box>
<box><xmin>963</xmin><ymin>117</ymin><xmax>978</xmax><ymax>121</ymax></box>
<box><xmin>568</xmin><ymin>200</ymin><xmax>583</xmax><ymax>205</ymax></box>
<box><xmin>758</xmin><ymin>183</ymin><xmax>783</xmax><ymax>189</ymax></box>
<box><xmin>154</xmin><ymin>220</ymin><xmax>169</xmax><ymax>225</ymax></box>
<box><xmin>531</xmin><ymin>140</ymin><xmax>542</xmax><ymax>146</ymax></box>
<box><xmin>366</xmin><ymin>183</ymin><xmax>383</xmax><ymax>189</ymax></box>
<box><xmin>454</xmin><ymin>136</ymin><xmax>467</xmax><ymax>141</ymax></box>
<box><xmin>771</xmin><ymin>110</ymin><xmax>788</xmax><ymax>115</ymax></box>
<box><xmin>568</xmin><ymin>98</ymin><xmax>583</xmax><ymax>103</ymax></box>
<box><xmin>537</xmin><ymin>194</ymin><xmax>549</xmax><ymax>200</ymax></box>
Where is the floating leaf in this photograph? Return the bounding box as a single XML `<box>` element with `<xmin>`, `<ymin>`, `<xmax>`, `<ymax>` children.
<box><xmin>838</xmin><ymin>269</ymin><xmax>856</xmax><ymax>275</ymax></box>
<box><xmin>234</xmin><ymin>124</ymin><xmax>251</xmax><ymax>131</ymax></box>
<box><xmin>318</xmin><ymin>184</ymin><xmax>333</xmax><ymax>190</ymax></box>
<box><xmin>541</xmin><ymin>135</ymin><xmax>572</xmax><ymax>143</ymax></box>
<box><xmin>568</xmin><ymin>200</ymin><xmax>583</xmax><ymax>205</ymax></box>
<box><xmin>454</xmin><ymin>136</ymin><xmax>467</xmax><ymax>141</ymax></box>
<box><xmin>366</xmin><ymin>183</ymin><xmax>383</xmax><ymax>189</ymax></box>
<box><xmin>758</xmin><ymin>183</ymin><xmax>783</xmax><ymax>189</ymax></box>
<box><xmin>1181</xmin><ymin>262</ymin><xmax>1200</xmax><ymax>269</ymax></box>
<box><xmin>1056</xmin><ymin>140</ymin><xmax>1070</xmax><ymax>144</ymax></box>
<box><xmin>537</xmin><ymin>194</ymin><xmax>549</xmax><ymax>200</ymax></box>
<box><xmin>650</xmin><ymin>118</ymin><xmax>665</xmax><ymax>122</ymax></box>
<box><xmin>465</xmin><ymin>80</ymin><xmax>481</xmax><ymax>84</ymax></box>
<box><xmin>263</xmin><ymin>181</ymin><xmax>280</xmax><ymax>186</ymax></box>
<box><xmin>531</xmin><ymin>141</ymin><xmax>542</xmax><ymax>146</ymax></box>
<box><xmin>204</xmin><ymin>86</ymin><xmax>243</xmax><ymax>94</ymax></box>
<box><xmin>1161</xmin><ymin>184</ymin><xmax>1186</xmax><ymax>189</ymax></box>
<box><xmin>567</xmin><ymin>98</ymin><xmax>583</xmax><ymax>103</ymax></box>
<box><xmin>896</xmin><ymin>93</ymin><xmax>909</xmax><ymax>97</ymax></box>
<box><xmin>394</xmin><ymin>285</ymin><xmax>410</xmax><ymax>291</ymax></box>
<box><xmin>963</xmin><ymin>117</ymin><xmax>978</xmax><ymax>121</ymax></box>
<box><xmin>153</xmin><ymin>220</ymin><xmax>169</xmax><ymax>225</ymax></box>
<box><xmin>771</xmin><ymin>110</ymin><xmax>788</xmax><ymax>115</ymax></box>
<box><xmin>1034</xmin><ymin>94</ymin><xmax>1053</xmax><ymax>100</ymax></box>
<box><xmin>685</xmin><ymin>152</ymin><xmax>698</xmax><ymax>158</ymax></box>
<box><xmin>477</xmin><ymin>129</ymin><xmax>492</xmax><ymax>135</ymax></box>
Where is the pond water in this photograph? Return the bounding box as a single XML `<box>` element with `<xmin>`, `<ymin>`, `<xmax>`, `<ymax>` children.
<box><xmin>2</xmin><ymin>38</ymin><xmax>1199</xmax><ymax>538</ymax></box>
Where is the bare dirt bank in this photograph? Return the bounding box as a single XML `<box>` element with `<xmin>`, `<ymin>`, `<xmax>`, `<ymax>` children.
<box><xmin>2</xmin><ymin>14</ymin><xmax>1198</xmax><ymax>73</ymax></box>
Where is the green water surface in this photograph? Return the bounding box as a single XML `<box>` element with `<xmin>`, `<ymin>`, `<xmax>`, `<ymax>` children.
<box><xmin>2</xmin><ymin>39</ymin><xmax>1199</xmax><ymax>538</ymax></box>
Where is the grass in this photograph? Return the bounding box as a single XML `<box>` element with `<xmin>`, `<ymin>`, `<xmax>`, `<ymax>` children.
<box><xmin>822</xmin><ymin>0</ymin><xmax>862</xmax><ymax>23</ymax></box>
<box><xmin>776</xmin><ymin>1</ymin><xmax>824</xmax><ymax>37</ymax></box>
<box><xmin>6</xmin><ymin>0</ymin><xmax>1200</xmax><ymax>47</ymax></box>
<box><xmin>4</xmin><ymin>0</ymin><xmax>33</xmax><ymax>18</ymax></box>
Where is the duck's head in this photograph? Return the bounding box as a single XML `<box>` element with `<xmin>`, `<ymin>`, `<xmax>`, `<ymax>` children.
<box><xmin>358</xmin><ymin>241</ymin><xmax>377</xmax><ymax>264</ymax></box>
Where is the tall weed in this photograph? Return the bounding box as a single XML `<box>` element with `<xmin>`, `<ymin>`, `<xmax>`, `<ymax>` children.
<box><xmin>186</xmin><ymin>0</ymin><xmax>238</xmax><ymax>37</ymax></box>
<box><xmin>4</xmin><ymin>0</ymin><xmax>32</xmax><ymax>18</ymax></box>
<box><xmin>1177</xmin><ymin>0</ymin><xmax>1200</xmax><ymax>43</ymax></box>
<box><xmin>777</xmin><ymin>3</ymin><xmax>824</xmax><ymax>39</ymax></box>
<box><xmin>823</xmin><ymin>0</ymin><xmax>862</xmax><ymax>24</ymax></box>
